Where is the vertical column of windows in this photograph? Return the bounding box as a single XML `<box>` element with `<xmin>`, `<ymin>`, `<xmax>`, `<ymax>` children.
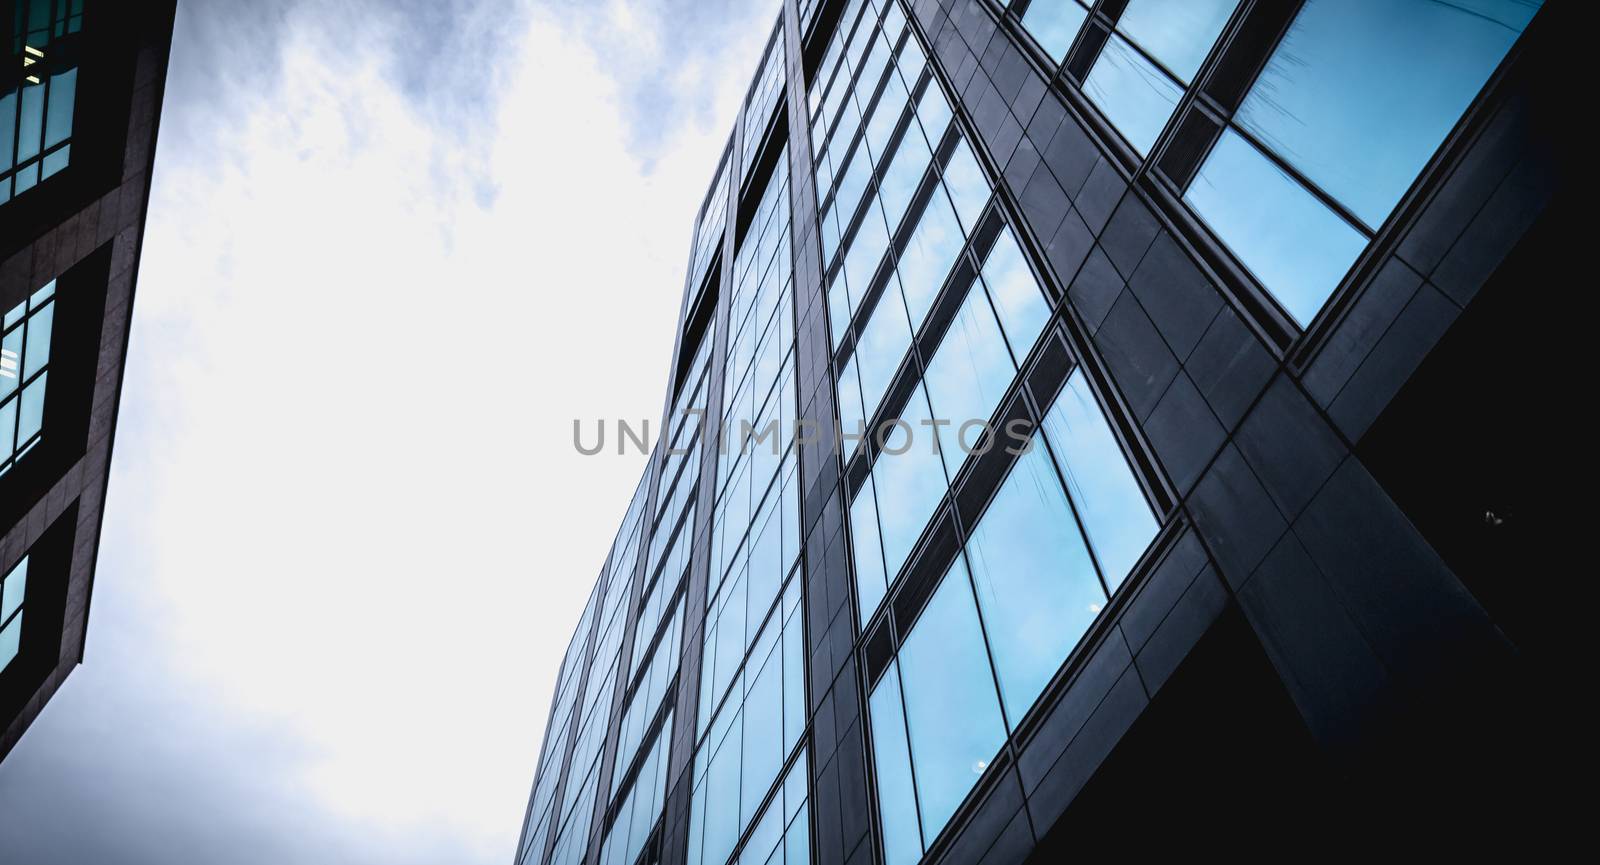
<box><xmin>686</xmin><ymin>142</ymin><xmax>807</xmax><ymax>865</ymax></box>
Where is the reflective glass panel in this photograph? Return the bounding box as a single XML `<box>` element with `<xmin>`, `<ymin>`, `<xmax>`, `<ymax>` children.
<box><xmin>1021</xmin><ymin>0</ymin><xmax>1089</xmax><ymax>64</ymax></box>
<box><xmin>1082</xmin><ymin>34</ymin><xmax>1183</xmax><ymax>157</ymax></box>
<box><xmin>1235</xmin><ymin>0</ymin><xmax>1541</xmax><ymax>229</ymax></box>
<box><xmin>1040</xmin><ymin>370</ymin><xmax>1159</xmax><ymax>589</ymax></box>
<box><xmin>1185</xmin><ymin>129</ymin><xmax>1367</xmax><ymax>326</ymax></box>
<box><xmin>1115</xmin><ymin>0</ymin><xmax>1236</xmax><ymax>83</ymax></box>
<box><xmin>966</xmin><ymin>442</ymin><xmax>1104</xmax><ymax>721</ymax></box>
<box><xmin>921</xmin><ymin>285</ymin><xmax>1015</xmax><ymax>464</ymax></box>
<box><xmin>896</xmin><ymin>557</ymin><xmax>1007</xmax><ymax>840</ymax></box>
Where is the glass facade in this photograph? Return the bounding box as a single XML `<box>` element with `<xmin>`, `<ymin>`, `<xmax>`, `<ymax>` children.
<box><xmin>1013</xmin><ymin>0</ymin><xmax>1539</xmax><ymax>327</ymax></box>
<box><xmin>689</xmin><ymin>129</ymin><xmax>804</xmax><ymax>865</ymax></box>
<box><xmin>1</xmin><ymin>280</ymin><xmax>54</xmax><ymax>477</ymax></box>
<box><xmin>3</xmin><ymin>0</ymin><xmax>84</xmax><ymax>205</ymax></box>
<box><xmin>516</xmin><ymin>1</ymin><xmax>1548</xmax><ymax>863</ymax></box>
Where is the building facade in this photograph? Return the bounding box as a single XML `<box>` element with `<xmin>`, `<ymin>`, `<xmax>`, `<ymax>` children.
<box><xmin>0</xmin><ymin>0</ymin><xmax>176</xmax><ymax>763</ymax></box>
<box><xmin>518</xmin><ymin>0</ymin><xmax>1566</xmax><ymax>862</ymax></box>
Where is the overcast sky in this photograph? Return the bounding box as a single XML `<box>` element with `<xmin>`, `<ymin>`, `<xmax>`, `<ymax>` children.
<box><xmin>0</xmin><ymin>1</ymin><xmax>776</xmax><ymax>861</ymax></box>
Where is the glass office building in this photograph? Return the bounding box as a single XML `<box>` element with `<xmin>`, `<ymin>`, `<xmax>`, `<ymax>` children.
<box><xmin>517</xmin><ymin>0</ymin><xmax>1564</xmax><ymax>861</ymax></box>
<box><xmin>0</xmin><ymin>2</ymin><xmax>176</xmax><ymax>763</ymax></box>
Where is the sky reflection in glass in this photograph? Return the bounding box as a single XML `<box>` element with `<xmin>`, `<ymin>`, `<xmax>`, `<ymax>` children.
<box><xmin>1235</xmin><ymin>0</ymin><xmax>1541</xmax><ymax>229</ymax></box>
<box><xmin>1115</xmin><ymin>0</ymin><xmax>1236</xmax><ymax>84</ymax></box>
<box><xmin>1020</xmin><ymin>0</ymin><xmax>1088</xmax><ymax>64</ymax></box>
<box><xmin>893</xmin><ymin>556</ymin><xmax>1007</xmax><ymax>843</ymax></box>
<box><xmin>1184</xmin><ymin>129</ymin><xmax>1366</xmax><ymax>326</ymax></box>
<box><xmin>1041</xmin><ymin>370</ymin><xmax>1158</xmax><ymax>589</ymax></box>
<box><xmin>1082</xmin><ymin>34</ymin><xmax>1182</xmax><ymax>157</ymax></box>
<box><xmin>965</xmin><ymin>442</ymin><xmax>1105</xmax><ymax>721</ymax></box>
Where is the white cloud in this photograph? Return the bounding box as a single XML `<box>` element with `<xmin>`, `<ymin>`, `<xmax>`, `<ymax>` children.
<box><xmin>0</xmin><ymin>0</ymin><xmax>780</xmax><ymax>861</ymax></box>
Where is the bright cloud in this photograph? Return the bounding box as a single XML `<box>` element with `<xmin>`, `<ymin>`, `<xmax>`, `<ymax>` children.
<box><xmin>0</xmin><ymin>1</ymin><xmax>778</xmax><ymax>862</ymax></box>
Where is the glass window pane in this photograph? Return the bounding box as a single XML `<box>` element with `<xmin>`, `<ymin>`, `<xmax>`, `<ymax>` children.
<box><xmin>879</xmin><ymin>131</ymin><xmax>931</xmax><ymax>236</ymax></box>
<box><xmin>914</xmin><ymin>78</ymin><xmax>952</xmax><ymax>148</ymax></box>
<box><xmin>1234</xmin><ymin>0</ymin><xmax>1540</xmax><ymax>228</ymax></box>
<box><xmin>1082</xmin><ymin>34</ymin><xmax>1183</xmax><ymax>157</ymax></box>
<box><xmin>897</xmin><ymin>557</ymin><xmax>1007</xmax><ymax>839</ymax></box>
<box><xmin>742</xmin><ymin>646</ymin><xmax>784</xmax><ymax>826</ymax></box>
<box><xmin>1041</xmin><ymin>370</ymin><xmax>1158</xmax><ymax>589</ymax></box>
<box><xmin>896</xmin><ymin>191</ymin><xmax>962</xmax><ymax>329</ymax></box>
<box><xmin>837</xmin><ymin>358</ymin><xmax>866</xmax><ymax>456</ymax></box>
<box><xmin>966</xmin><ymin>443</ymin><xmax>1104</xmax><ymax>721</ymax></box>
<box><xmin>865</xmin><ymin>71</ymin><xmax>909</xmax><ymax>161</ymax></box>
<box><xmin>0</xmin><ymin>611</ymin><xmax>21</xmax><ymax>672</ymax></box>
<box><xmin>870</xmin><ymin>386</ymin><xmax>949</xmax><ymax>581</ymax></box>
<box><xmin>921</xmin><ymin>285</ymin><xmax>1015</xmax><ymax>465</ymax></box>
<box><xmin>23</xmin><ymin>300</ymin><xmax>51</xmax><ymax>379</ymax></box>
<box><xmin>702</xmin><ymin>714</ymin><xmax>743</xmax><ymax>865</ymax></box>
<box><xmin>44</xmin><ymin>68</ymin><xmax>77</xmax><ymax>149</ymax></box>
<box><xmin>1184</xmin><ymin>129</ymin><xmax>1367</xmax><ymax>326</ymax></box>
<box><xmin>17</xmin><ymin>372</ymin><xmax>45</xmax><ymax>444</ymax></box>
<box><xmin>1</xmin><ymin>398</ymin><xmax>16</xmax><ymax>459</ymax></box>
<box><xmin>843</xmin><ymin>204</ymin><xmax>890</xmax><ymax>321</ymax></box>
<box><xmin>1</xmin><ymin>558</ymin><xmax>25</xmax><ymax>622</ymax></box>
<box><xmin>1115</xmin><ymin>0</ymin><xmax>1237</xmax><ymax>84</ymax></box>
<box><xmin>1</xmin><ymin>92</ymin><xmax>16</xmax><ymax>168</ymax></box>
<box><xmin>827</xmin><ymin>269</ymin><xmax>852</xmax><ymax>347</ymax></box>
<box><xmin>942</xmin><ymin>137</ymin><xmax>988</xmax><ymax>235</ymax></box>
<box><xmin>1021</xmin><ymin>0</ymin><xmax>1089</xmax><ymax>64</ymax></box>
<box><xmin>868</xmin><ymin>664</ymin><xmax>924</xmax><ymax>865</ymax></box>
<box><xmin>979</xmin><ymin>228</ymin><xmax>1050</xmax><ymax>361</ymax></box>
<box><xmin>853</xmin><ymin>280</ymin><xmax>912</xmax><ymax>420</ymax></box>
<box><xmin>2</xmin><ymin>325</ymin><xmax>22</xmax><ymax>401</ymax></box>
<box><xmin>849</xmin><ymin>477</ymin><xmax>889</xmax><ymax>620</ymax></box>
<box><xmin>833</xmin><ymin>146</ymin><xmax>872</xmax><ymax>236</ymax></box>
<box><xmin>18</xmin><ymin>85</ymin><xmax>45</xmax><ymax>163</ymax></box>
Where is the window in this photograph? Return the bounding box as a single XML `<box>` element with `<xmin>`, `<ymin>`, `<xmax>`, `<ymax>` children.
<box><xmin>1186</xmin><ymin>0</ymin><xmax>1541</xmax><ymax>325</ymax></box>
<box><xmin>733</xmin><ymin>749</ymin><xmax>808</xmax><ymax>865</ymax></box>
<box><xmin>2</xmin><ymin>280</ymin><xmax>54</xmax><ymax>476</ymax></box>
<box><xmin>920</xmin><ymin>283</ymin><xmax>1015</xmax><ymax>463</ymax></box>
<box><xmin>1236</xmin><ymin>0</ymin><xmax>1539</xmax><ymax>230</ymax></box>
<box><xmin>687</xmin><ymin>580</ymin><xmax>805</xmax><ymax>865</ymax></box>
<box><xmin>1</xmin><ymin>555</ymin><xmax>25</xmax><ymax>672</ymax></box>
<box><xmin>846</xmin><ymin>225</ymin><xmax>1054</xmax><ymax>624</ymax></box>
<box><xmin>976</xmin><ymin>228</ymin><xmax>1049</xmax><ymax>364</ymax></box>
<box><xmin>2</xmin><ymin>0</ymin><xmax>83</xmax><ymax>204</ymax></box>
<box><xmin>850</xmin><ymin>281</ymin><xmax>912</xmax><ymax>435</ymax></box>
<box><xmin>740</xmin><ymin>24</ymin><xmax>785</xmax><ymax>180</ymax></box>
<box><xmin>857</xmin><ymin>385</ymin><xmax>949</xmax><ymax>589</ymax></box>
<box><xmin>1115</xmin><ymin>0</ymin><xmax>1236</xmax><ymax>84</ymax></box>
<box><xmin>1082</xmin><ymin>0</ymin><xmax>1237</xmax><ymax>156</ymax></box>
<box><xmin>965</xmin><ymin>443</ymin><xmax>1103</xmax><ymax>722</ymax></box>
<box><xmin>599</xmin><ymin>710</ymin><xmax>673</xmax><ymax>865</ymax></box>
<box><xmin>1082</xmin><ymin>34</ymin><xmax>1182</xmax><ymax>157</ymax></box>
<box><xmin>869</xmin><ymin>558</ymin><xmax>1007</xmax><ymax>862</ymax></box>
<box><xmin>894</xmin><ymin>188</ymin><xmax>962</xmax><ymax>328</ymax></box>
<box><xmin>1019</xmin><ymin>0</ymin><xmax>1089</xmax><ymax>64</ymax></box>
<box><xmin>865</xmin><ymin>370</ymin><xmax>1160</xmax><ymax>853</ymax></box>
<box><xmin>1039</xmin><ymin>371</ymin><xmax>1158</xmax><ymax>588</ymax></box>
